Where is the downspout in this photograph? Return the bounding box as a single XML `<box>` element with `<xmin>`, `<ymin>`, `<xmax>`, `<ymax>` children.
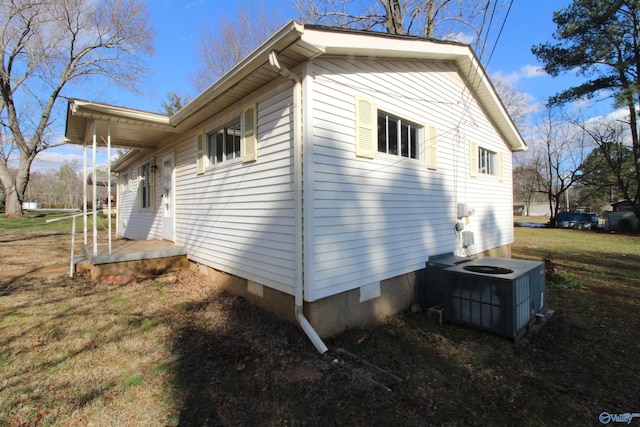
<box><xmin>269</xmin><ymin>50</ymin><xmax>328</xmax><ymax>354</ymax></box>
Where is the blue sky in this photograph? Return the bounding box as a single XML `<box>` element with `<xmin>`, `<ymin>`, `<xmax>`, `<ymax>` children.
<box><xmin>33</xmin><ymin>0</ymin><xmax>603</xmax><ymax>172</ymax></box>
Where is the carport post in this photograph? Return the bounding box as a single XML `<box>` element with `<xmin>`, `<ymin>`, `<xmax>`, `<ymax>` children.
<box><xmin>92</xmin><ymin>122</ymin><xmax>97</xmax><ymax>256</ymax></box>
<box><xmin>83</xmin><ymin>144</ymin><xmax>87</xmax><ymax>245</ymax></box>
<box><xmin>107</xmin><ymin>123</ymin><xmax>112</xmax><ymax>255</ymax></box>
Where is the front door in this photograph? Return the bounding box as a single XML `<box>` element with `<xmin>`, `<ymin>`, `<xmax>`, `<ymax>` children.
<box><xmin>162</xmin><ymin>152</ymin><xmax>175</xmax><ymax>241</ymax></box>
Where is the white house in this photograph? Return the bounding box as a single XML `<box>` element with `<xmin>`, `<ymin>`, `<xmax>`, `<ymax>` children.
<box><xmin>65</xmin><ymin>22</ymin><xmax>526</xmax><ymax>352</ymax></box>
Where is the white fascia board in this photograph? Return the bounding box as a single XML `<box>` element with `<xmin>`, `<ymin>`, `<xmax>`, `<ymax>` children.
<box><xmin>300</xmin><ymin>28</ymin><xmax>467</xmax><ymax>60</ymax></box>
<box><xmin>456</xmin><ymin>55</ymin><xmax>527</xmax><ymax>152</ymax></box>
<box><xmin>70</xmin><ymin>99</ymin><xmax>173</xmax><ymax>129</ymax></box>
<box><xmin>300</xmin><ymin>28</ymin><xmax>527</xmax><ymax>153</ymax></box>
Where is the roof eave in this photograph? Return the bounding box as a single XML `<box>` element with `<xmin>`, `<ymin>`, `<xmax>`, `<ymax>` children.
<box><xmin>455</xmin><ymin>54</ymin><xmax>527</xmax><ymax>152</ymax></box>
<box><xmin>171</xmin><ymin>21</ymin><xmax>307</xmax><ymax>126</ymax></box>
<box><xmin>299</xmin><ymin>27</ymin><xmax>527</xmax><ymax>152</ymax></box>
<box><xmin>69</xmin><ymin>98</ymin><xmax>173</xmax><ymax>128</ymax></box>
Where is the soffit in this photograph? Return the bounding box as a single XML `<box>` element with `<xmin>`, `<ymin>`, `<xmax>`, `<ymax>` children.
<box><xmin>65</xmin><ymin>99</ymin><xmax>178</xmax><ymax>150</ymax></box>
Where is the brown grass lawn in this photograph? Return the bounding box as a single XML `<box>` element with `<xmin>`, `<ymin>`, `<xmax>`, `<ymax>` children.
<box><xmin>0</xmin><ymin>222</ymin><xmax>639</xmax><ymax>426</ymax></box>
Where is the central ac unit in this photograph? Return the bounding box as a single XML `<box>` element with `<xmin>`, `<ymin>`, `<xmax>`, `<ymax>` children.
<box><xmin>444</xmin><ymin>257</ymin><xmax>545</xmax><ymax>340</ymax></box>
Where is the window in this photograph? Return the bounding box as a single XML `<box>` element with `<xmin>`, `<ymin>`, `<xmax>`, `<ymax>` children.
<box><xmin>478</xmin><ymin>147</ymin><xmax>497</xmax><ymax>176</ymax></box>
<box><xmin>139</xmin><ymin>162</ymin><xmax>152</xmax><ymax>209</ymax></box>
<box><xmin>207</xmin><ymin>119</ymin><xmax>241</xmax><ymax>167</ymax></box>
<box><xmin>196</xmin><ymin>104</ymin><xmax>258</xmax><ymax>175</ymax></box>
<box><xmin>377</xmin><ymin>111</ymin><xmax>419</xmax><ymax>159</ymax></box>
<box><xmin>121</xmin><ymin>171</ymin><xmax>129</xmax><ymax>193</ymax></box>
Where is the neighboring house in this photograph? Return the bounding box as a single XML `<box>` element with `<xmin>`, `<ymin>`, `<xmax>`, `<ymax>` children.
<box><xmin>514</xmin><ymin>202</ymin><xmax>550</xmax><ymax>217</ymax></box>
<box><xmin>610</xmin><ymin>200</ymin><xmax>640</xmax><ymax>212</ymax></box>
<box><xmin>605</xmin><ymin>200</ymin><xmax>640</xmax><ymax>231</ymax></box>
<box><xmin>65</xmin><ymin>22</ymin><xmax>526</xmax><ymax>351</ymax></box>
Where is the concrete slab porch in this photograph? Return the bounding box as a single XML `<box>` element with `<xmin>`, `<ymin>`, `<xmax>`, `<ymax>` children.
<box><xmin>77</xmin><ymin>239</ymin><xmax>189</xmax><ymax>280</ymax></box>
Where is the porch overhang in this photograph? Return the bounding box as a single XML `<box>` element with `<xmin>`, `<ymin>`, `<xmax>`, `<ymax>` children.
<box><xmin>64</xmin><ymin>98</ymin><xmax>180</xmax><ymax>151</ymax></box>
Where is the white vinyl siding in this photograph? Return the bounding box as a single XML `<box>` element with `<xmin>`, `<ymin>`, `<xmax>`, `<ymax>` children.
<box><xmin>115</xmin><ymin>55</ymin><xmax>514</xmax><ymax>304</ymax></box>
<box><xmin>174</xmin><ymin>84</ymin><xmax>296</xmax><ymax>295</ymax></box>
<box><xmin>426</xmin><ymin>125</ymin><xmax>438</xmax><ymax>170</ymax></box>
<box><xmin>306</xmin><ymin>57</ymin><xmax>514</xmax><ymax>301</ymax></box>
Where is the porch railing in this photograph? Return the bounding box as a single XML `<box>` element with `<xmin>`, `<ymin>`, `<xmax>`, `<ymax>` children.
<box><xmin>46</xmin><ymin>211</ymin><xmax>113</xmax><ymax>277</ymax></box>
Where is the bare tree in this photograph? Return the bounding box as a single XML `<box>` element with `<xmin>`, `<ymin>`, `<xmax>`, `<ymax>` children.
<box><xmin>577</xmin><ymin>116</ymin><xmax>639</xmax><ymax>218</ymax></box>
<box><xmin>56</xmin><ymin>160</ymin><xmax>82</xmax><ymax>209</ymax></box>
<box><xmin>490</xmin><ymin>74</ymin><xmax>537</xmax><ymax>135</ymax></box>
<box><xmin>0</xmin><ymin>0</ymin><xmax>154</xmax><ymax>217</ymax></box>
<box><xmin>534</xmin><ymin>106</ymin><xmax>592</xmax><ymax>222</ymax></box>
<box><xmin>192</xmin><ymin>2</ymin><xmax>286</xmax><ymax>92</ymax></box>
<box><xmin>295</xmin><ymin>0</ymin><xmax>507</xmax><ymax>52</ymax></box>
<box><xmin>513</xmin><ymin>146</ymin><xmax>548</xmax><ymax>216</ymax></box>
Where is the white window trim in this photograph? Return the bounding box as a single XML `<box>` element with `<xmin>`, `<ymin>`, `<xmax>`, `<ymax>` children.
<box><xmin>377</xmin><ymin>110</ymin><xmax>422</xmax><ymax>160</ymax></box>
<box><xmin>120</xmin><ymin>171</ymin><xmax>129</xmax><ymax>193</ymax></box>
<box><xmin>355</xmin><ymin>95</ymin><xmax>426</xmax><ymax>164</ymax></box>
<box><xmin>206</xmin><ymin>117</ymin><xmax>243</xmax><ymax>169</ymax></box>
<box><xmin>471</xmin><ymin>143</ymin><xmax>504</xmax><ymax>180</ymax></box>
<box><xmin>196</xmin><ymin>103</ymin><xmax>258</xmax><ymax>175</ymax></box>
<box><xmin>138</xmin><ymin>161</ymin><xmax>155</xmax><ymax>211</ymax></box>
<box><xmin>478</xmin><ymin>146</ymin><xmax>497</xmax><ymax>176</ymax></box>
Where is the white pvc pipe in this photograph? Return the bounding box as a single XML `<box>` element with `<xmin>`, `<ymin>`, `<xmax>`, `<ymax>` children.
<box><xmin>269</xmin><ymin>50</ymin><xmax>328</xmax><ymax>354</ymax></box>
<box><xmin>70</xmin><ymin>216</ymin><xmax>76</xmax><ymax>277</ymax></box>
<box><xmin>46</xmin><ymin>214</ymin><xmax>82</xmax><ymax>277</ymax></box>
<box><xmin>92</xmin><ymin>122</ymin><xmax>97</xmax><ymax>256</ymax></box>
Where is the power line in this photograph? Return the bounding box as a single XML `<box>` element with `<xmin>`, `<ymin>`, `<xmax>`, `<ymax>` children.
<box><xmin>486</xmin><ymin>0</ymin><xmax>514</xmax><ymax>67</ymax></box>
<box><xmin>477</xmin><ymin>0</ymin><xmax>500</xmax><ymax>62</ymax></box>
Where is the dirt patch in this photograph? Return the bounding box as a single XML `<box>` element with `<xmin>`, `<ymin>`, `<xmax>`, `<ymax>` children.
<box><xmin>0</xmin><ymin>231</ymin><xmax>73</xmax><ymax>282</ymax></box>
<box><xmin>281</xmin><ymin>365</ymin><xmax>324</xmax><ymax>383</ymax></box>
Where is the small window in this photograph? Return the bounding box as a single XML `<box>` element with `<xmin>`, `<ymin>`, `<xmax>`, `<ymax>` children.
<box><xmin>478</xmin><ymin>147</ymin><xmax>497</xmax><ymax>176</ymax></box>
<box><xmin>377</xmin><ymin>111</ymin><xmax>419</xmax><ymax>159</ymax></box>
<box><xmin>207</xmin><ymin>119</ymin><xmax>241</xmax><ymax>167</ymax></box>
<box><xmin>139</xmin><ymin>162</ymin><xmax>152</xmax><ymax>209</ymax></box>
<box><xmin>121</xmin><ymin>171</ymin><xmax>129</xmax><ymax>193</ymax></box>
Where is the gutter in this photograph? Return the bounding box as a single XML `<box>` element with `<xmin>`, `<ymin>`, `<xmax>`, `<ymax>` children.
<box><xmin>269</xmin><ymin>50</ymin><xmax>328</xmax><ymax>354</ymax></box>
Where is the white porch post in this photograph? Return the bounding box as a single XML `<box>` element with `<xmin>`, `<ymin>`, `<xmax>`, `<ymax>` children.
<box><xmin>92</xmin><ymin>122</ymin><xmax>98</xmax><ymax>256</ymax></box>
<box><xmin>107</xmin><ymin>122</ymin><xmax>112</xmax><ymax>255</ymax></box>
<box><xmin>83</xmin><ymin>144</ymin><xmax>87</xmax><ymax>245</ymax></box>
